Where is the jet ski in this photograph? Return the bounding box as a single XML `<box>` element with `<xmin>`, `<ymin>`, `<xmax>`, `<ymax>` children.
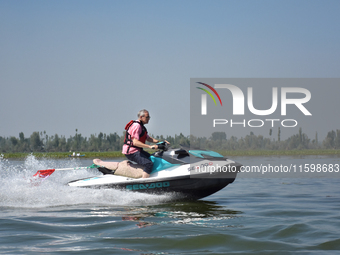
<box><xmin>68</xmin><ymin>143</ymin><xmax>242</xmax><ymax>200</ymax></box>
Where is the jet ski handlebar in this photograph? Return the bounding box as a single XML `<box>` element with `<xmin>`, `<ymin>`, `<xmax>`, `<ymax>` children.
<box><xmin>156</xmin><ymin>141</ymin><xmax>168</xmax><ymax>151</ymax></box>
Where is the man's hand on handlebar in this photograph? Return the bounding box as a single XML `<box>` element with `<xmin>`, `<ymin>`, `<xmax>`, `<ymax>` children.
<box><xmin>151</xmin><ymin>140</ymin><xmax>170</xmax><ymax>150</ymax></box>
<box><xmin>150</xmin><ymin>145</ymin><xmax>158</xmax><ymax>150</ymax></box>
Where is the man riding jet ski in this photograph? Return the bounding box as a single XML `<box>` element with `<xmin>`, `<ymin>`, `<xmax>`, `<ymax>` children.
<box><xmin>120</xmin><ymin>109</ymin><xmax>170</xmax><ymax>178</ymax></box>
<box><xmin>68</xmin><ymin>142</ymin><xmax>242</xmax><ymax>200</ymax></box>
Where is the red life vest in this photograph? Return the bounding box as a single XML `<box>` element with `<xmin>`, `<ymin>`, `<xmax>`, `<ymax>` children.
<box><xmin>124</xmin><ymin>120</ymin><xmax>148</xmax><ymax>153</ymax></box>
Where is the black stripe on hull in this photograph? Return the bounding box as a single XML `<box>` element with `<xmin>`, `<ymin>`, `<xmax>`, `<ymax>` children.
<box><xmin>74</xmin><ymin>175</ymin><xmax>236</xmax><ymax>200</ymax></box>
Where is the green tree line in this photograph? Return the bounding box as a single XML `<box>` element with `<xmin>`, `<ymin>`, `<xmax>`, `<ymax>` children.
<box><xmin>191</xmin><ymin>129</ymin><xmax>340</xmax><ymax>151</ymax></box>
<box><xmin>1</xmin><ymin>128</ymin><xmax>340</xmax><ymax>153</ymax></box>
<box><xmin>0</xmin><ymin>130</ymin><xmax>189</xmax><ymax>153</ymax></box>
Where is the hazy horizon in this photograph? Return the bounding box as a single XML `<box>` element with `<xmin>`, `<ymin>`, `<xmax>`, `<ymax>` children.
<box><xmin>1</xmin><ymin>0</ymin><xmax>340</xmax><ymax>141</ymax></box>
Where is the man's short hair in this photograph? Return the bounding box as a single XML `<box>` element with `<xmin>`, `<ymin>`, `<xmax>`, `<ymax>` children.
<box><xmin>137</xmin><ymin>109</ymin><xmax>149</xmax><ymax>118</ymax></box>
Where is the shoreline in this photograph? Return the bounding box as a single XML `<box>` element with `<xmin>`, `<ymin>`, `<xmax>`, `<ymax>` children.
<box><xmin>1</xmin><ymin>149</ymin><xmax>340</xmax><ymax>159</ymax></box>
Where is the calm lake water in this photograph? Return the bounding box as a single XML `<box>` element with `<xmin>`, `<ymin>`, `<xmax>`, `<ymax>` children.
<box><xmin>1</xmin><ymin>154</ymin><xmax>340</xmax><ymax>254</ymax></box>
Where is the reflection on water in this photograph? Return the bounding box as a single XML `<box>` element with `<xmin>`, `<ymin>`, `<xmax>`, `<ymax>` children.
<box><xmin>90</xmin><ymin>200</ymin><xmax>243</xmax><ymax>228</ymax></box>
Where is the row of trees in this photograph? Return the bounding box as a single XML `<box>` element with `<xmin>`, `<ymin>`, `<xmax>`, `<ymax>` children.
<box><xmin>1</xmin><ymin>129</ymin><xmax>340</xmax><ymax>153</ymax></box>
<box><xmin>0</xmin><ymin>130</ymin><xmax>189</xmax><ymax>153</ymax></box>
<box><xmin>192</xmin><ymin>129</ymin><xmax>340</xmax><ymax>151</ymax></box>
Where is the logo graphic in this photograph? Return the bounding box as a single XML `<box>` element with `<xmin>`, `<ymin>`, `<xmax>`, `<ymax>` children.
<box><xmin>198</xmin><ymin>83</ymin><xmax>312</xmax><ymax>117</ymax></box>
<box><xmin>195</xmin><ymin>81</ymin><xmax>312</xmax><ymax>129</ymax></box>
<box><xmin>126</xmin><ymin>181</ymin><xmax>170</xmax><ymax>190</ymax></box>
<box><xmin>196</xmin><ymin>82</ymin><xmax>223</xmax><ymax>115</ymax></box>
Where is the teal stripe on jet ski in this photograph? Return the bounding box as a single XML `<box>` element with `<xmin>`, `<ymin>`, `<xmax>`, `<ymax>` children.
<box><xmin>189</xmin><ymin>150</ymin><xmax>224</xmax><ymax>158</ymax></box>
<box><xmin>150</xmin><ymin>157</ymin><xmax>179</xmax><ymax>173</ymax></box>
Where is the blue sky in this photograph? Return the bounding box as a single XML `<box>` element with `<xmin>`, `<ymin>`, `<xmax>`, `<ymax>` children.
<box><xmin>1</xmin><ymin>0</ymin><xmax>339</xmax><ymax>140</ymax></box>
